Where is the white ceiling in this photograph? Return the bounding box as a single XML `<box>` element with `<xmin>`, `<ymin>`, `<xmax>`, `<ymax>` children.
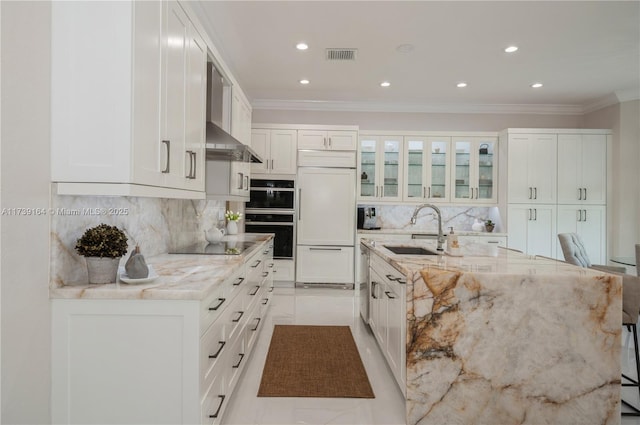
<box><xmin>191</xmin><ymin>1</ymin><xmax>640</xmax><ymax>114</ymax></box>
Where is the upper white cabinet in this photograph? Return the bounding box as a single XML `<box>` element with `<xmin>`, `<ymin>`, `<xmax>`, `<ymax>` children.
<box><xmin>298</xmin><ymin>130</ymin><xmax>358</xmax><ymax>151</ymax></box>
<box><xmin>506</xmin><ymin>133</ymin><xmax>557</xmax><ymax>204</ymax></box>
<box><xmin>557</xmin><ymin>134</ymin><xmax>607</xmax><ymax>205</ymax></box>
<box><xmin>231</xmin><ymin>88</ymin><xmax>252</xmax><ymax>146</ymax></box>
<box><xmin>251</xmin><ymin>129</ymin><xmax>297</xmax><ymax>175</ymax></box>
<box><xmin>51</xmin><ymin>1</ymin><xmax>207</xmax><ymax>198</ymax></box>
<box><xmin>358</xmin><ymin>135</ymin><xmax>404</xmax><ymax>202</ymax></box>
<box><xmin>403</xmin><ymin>137</ymin><xmax>451</xmax><ymax>203</ymax></box>
<box><xmin>451</xmin><ymin>137</ymin><xmax>497</xmax><ymax>203</ymax></box>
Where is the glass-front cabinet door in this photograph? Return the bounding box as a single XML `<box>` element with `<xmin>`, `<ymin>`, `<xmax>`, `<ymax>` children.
<box><xmin>403</xmin><ymin>136</ymin><xmax>450</xmax><ymax>202</ymax></box>
<box><xmin>451</xmin><ymin>137</ymin><xmax>497</xmax><ymax>203</ymax></box>
<box><xmin>358</xmin><ymin>135</ymin><xmax>403</xmax><ymax>202</ymax></box>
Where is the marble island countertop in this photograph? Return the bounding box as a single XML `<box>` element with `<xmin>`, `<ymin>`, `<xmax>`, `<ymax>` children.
<box><xmin>362</xmin><ymin>237</ymin><xmax>623</xmax><ymax>425</ymax></box>
<box><xmin>49</xmin><ymin>234</ymin><xmax>273</xmax><ymax>301</ymax></box>
<box><xmin>361</xmin><ymin>237</ymin><xmax>605</xmax><ymax>278</ymax></box>
<box><xmin>358</xmin><ymin>228</ymin><xmax>507</xmax><ymax>237</ymax></box>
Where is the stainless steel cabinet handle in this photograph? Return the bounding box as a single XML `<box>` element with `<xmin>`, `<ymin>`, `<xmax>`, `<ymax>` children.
<box><xmin>298</xmin><ymin>189</ymin><xmax>302</xmax><ymax>220</ymax></box>
<box><xmin>209</xmin><ymin>341</ymin><xmax>226</xmax><ymax>359</ymax></box>
<box><xmin>161</xmin><ymin>140</ymin><xmax>170</xmax><ymax>173</ymax></box>
<box><xmin>582</xmin><ymin>209</ymin><xmax>587</xmax><ymax>221</ymax></box>
<box><xmin>249</xmin><ymin>285</ymin><xmax>260</xmax><ymax>296</ymax></box>
<box><xmin>309</xmin><ymin>247</ymin><xmax>342</xmax><ymax>251</ymax></box>
<box><xmin>583</xmin><ymin>188</ymin><xmax>587</xmax><ymax>200</ymax></box>
<box><xmin>375</xmin><ymin>186</ymin><xmax>378</xmax><ymax>197</ymax></box>
<box><xmin>185</xmin><ymin>151</ymin><xmax>196</xmax><ymax>179</ymax></box>
<box><xmin>233</xmin><ymin>277</ymin><xmax>244</xmax><ymax>286</ymax></box>
<box><xmin>578</xmin><ymin>188</ymin><xmax>582</xmax><ymax>200</ymax></box>
<box><xmin>428</xmin><ymin>187</ymin><xmax>431</xmax><ymax>198</ymax></box>
<box><xmin>208</xmin><ymin>298</ymin><xmax>226</xmax><ymax>311</ymax></box>
<box><xmin>323</xmin><ymin>137</ymin><xmax>327</xmax><ymax>148</ymax></box>
<box><xmin>423</xmin><ymin>186</ymin><xmax>426</xmax><ymax>198</ymax></box>
<box><xmin>534</xmin><ymin>208</ymin><xmax>537</xmax><ymax>220</ymax></box>
<box><xmin>209</xmin><ymin>395</ymin><xmax>226</xmax><ymax>419</ymax></box>
<box><xmin>244</xmin><ymin>175</ymin><xmax>249</xmax><ymax>190</ymax></box>
<box><xmin>371</xmin><ymin>281</ymin><xmax>378</xmax><ymax>299</ymax></box>
<box><xmin>529</xmin><ymin>187</ymin><xmax>532</xmax><ymax>199</ymax></box>
<box><xmin>237</xmin><ymin>172</ymin><xmax>244</xmax><ymax>189</ymax></box>
<box><xmin>329</xmin><ymin>137</ymin><xmax>332</xmax><ymax>148</ymax></box>
<box><xmin>534</xmin><ymin>187</ymin><xmax>537</xmax><ymax>200</ymax></box>
<box><xmin>577</xmin><ymin>210</ymin><xmax>582</xmax><ymax>222</ymax></box>
<box><xmin>271</xmin><ymin>159</ymin><xmax>274</xmax><ymax>170</ymax></box>
<box><xmin>251</xmin><ymin>259</ymin><xmax>261</xmax><ymax>268</ymax></box>
<box><xmin>262</xmin><ymin>271</ymin><xmax>269</xmax><ymax>278</ymax></box>
<box><xmin>192</xmin><ymin>151</ymin><xmax>197</xmax><ymax>178</ymax></box>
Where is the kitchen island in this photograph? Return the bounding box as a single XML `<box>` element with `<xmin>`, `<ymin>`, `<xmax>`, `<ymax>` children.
<box><xmin>361</xmin><ymin>238</ymin><xmax>622</xmax><ymax>425</ymax></box>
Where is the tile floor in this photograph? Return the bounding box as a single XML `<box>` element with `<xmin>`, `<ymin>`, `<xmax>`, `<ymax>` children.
<box><xmin>223</xmin><ymin>287</ymin><xmax>640</xmax><ymax>425</ymax></box>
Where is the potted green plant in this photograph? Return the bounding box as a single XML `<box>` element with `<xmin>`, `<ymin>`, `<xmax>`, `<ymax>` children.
<box><xmin>75</xmin><ymin>224</ymin><xmax>128</xmax><ymax>284</ymax></box>
<box><xmin>484</xmin><ymin>219</ymin><xmax>495</xmax><ymax>233</ymax></box>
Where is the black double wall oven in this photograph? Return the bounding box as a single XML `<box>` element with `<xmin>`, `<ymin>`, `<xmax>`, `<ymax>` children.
<box><xmin>245</xmin><ymin>179</ymin><xmax>295</xmax><ymax>260</ymax></box>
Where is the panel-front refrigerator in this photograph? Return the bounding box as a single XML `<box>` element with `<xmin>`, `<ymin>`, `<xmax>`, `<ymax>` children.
<box><xmin>296</xmin><ymin>151</ymin><xmax>356</xmax><ymax>288</ymax></box>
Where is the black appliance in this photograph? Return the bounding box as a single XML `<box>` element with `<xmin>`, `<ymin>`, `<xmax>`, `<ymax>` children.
<box><xmin>245</xmin><ymin>179</ymin><xmax>296</xmax><ymax>260</ymax></box>
<box><xmin>357</xmin><ymin>206</ymin><xmax>379</xmax><ymax>230</ymax></box>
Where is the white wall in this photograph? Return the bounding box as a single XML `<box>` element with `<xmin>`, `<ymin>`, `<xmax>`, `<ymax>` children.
<box><xmin>252</xmin><ymin>109</ymin><xmax>582</xmax><ymax>131</ymax></box>
<box><xmin>1</xmin><ymin>1</ymin><xmax>52</xmax><ymax>423</ymax></box>
<box><xmin>583</xmin><ymin>100</ymin><xmax>640</xmax><ymax>257</ymax></box>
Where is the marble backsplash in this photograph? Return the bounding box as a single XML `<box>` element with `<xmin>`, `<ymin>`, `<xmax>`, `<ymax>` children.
<box><xmin>50</xmin><ymin>195</ymin><xmax>227</xmax><ymax>286</ymax></box>
<box><xmin>362</xmin><ymin>204</ymin><xmax>502</xmax><ymax>233</ymax></box>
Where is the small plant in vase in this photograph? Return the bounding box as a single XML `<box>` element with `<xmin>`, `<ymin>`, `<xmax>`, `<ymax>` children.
<box><xmin>75</xmin><ymin>223</ymin><xmax>128</xmax><ymax>284</ymax></box>
<box><xmin>224</xmin><ymin>210</ymin><xmax>243</xmax><ymax>235</ymax></box>
<box><xmin>484</xmin><ymin>219</ymin><xmax>495</xmax><ymax>233</ymax></box>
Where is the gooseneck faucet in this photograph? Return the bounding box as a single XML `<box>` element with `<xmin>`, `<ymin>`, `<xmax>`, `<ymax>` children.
<box><xmin>410</xmin><ymin>203</ymin><xmax>445</xmax><ymax>251</ymax></box>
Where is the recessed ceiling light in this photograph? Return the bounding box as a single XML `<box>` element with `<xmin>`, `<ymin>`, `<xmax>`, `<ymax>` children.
<box><xmin>299</xmin><ymin>79</ymin><xmax>310</xmax><ymax>85</ymax></box>
<box><xmin>456</xmin><ymin>82</ymin><xmax>468</xmax><ymax>88</ymax></box>
<box><xmin>504</xmin><ymin>45</ymin><xmax>519</xmax><ymax>53</ymax></box>
<box><xmin>396</xmin><ymin>44</ymin><xmax>414</xmax><ymax>53</ymax></box>
<box><xmin>531</xmin><ymin>82</ymin><xmax>543</xmax><ymax>88</ymax></box>
<box><xmin>296</xmin><ymin>42</ymin><xmax>309</xmax><ymax>51</ymax></box>
<box><xmin>380</xmin><ymin>81</ymin><xmax>391</xmax><ymax>87</ymax></box>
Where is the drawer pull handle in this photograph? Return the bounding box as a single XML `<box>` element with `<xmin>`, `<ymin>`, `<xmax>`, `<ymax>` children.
<box><xmin>251</xmin><ymin>317</ymin><xmax>261</xmax><ymax>331</ymax></box>
<box><xmin>385</xmin><ymin>291</ymin><xmax>396</xmax><ymax>299</ymax></box>
<box><xmin>262</xmin><ymin>272</ymin><xmax>269</xmax><ymax>278</ymax></box>
<box><xmin>263</xmin><ymin>250</ymin><xmax>269</xmax><ymax>254</ymax></box>
<box><xmin>309</xmin><ymin>247</ymin><xmax>342</xmax><ymax>251</ymax></box>
<box><xmin>398</xmin><ymin>279</ymin><xmax>407</xmax><ymax>284</ymax></box>
<box><xmin>371</xmin><ymin>281</ymin><xmax>378</xmax><ymax>299</ymax></box>
<box><xmin>161</xmin><ymin>140</ymin><xmax>170</xmax><ymax>173</ymax></box>
<box><xmin>209</xmin><ymin>395</ymin><xmax>226</xmax><ymax>419</ymax></box>
<box><xmin>232</xmin><ymin>353</ymin><xmax>245</xmax><ymax>368</ymax></box>
<box><xmin>233</xmin><ymin>277</ymin><xmax>244</xmax><ymax>286</ymax></box>
<box><xmin>385</xmin><ymin>274</ymin><xmax>400</xmax><ymax>282</ymax></box>
<box><xmin>268</xmin><ymin>287</ymin><xmax>274</xmax><ymax>293</ymax></box>
<box><xmin>249</xmin><ymin>286</ymin><xmax>260</xmax><ymax>296</ymax></box>
<box><xmin>251</xmin><ymin>260</ymin><xmax>262</xmax><ymax>268</ymax></box>
<box><xmin>232</xmin><ymin>311</ymin><xmax>244</xmax><ymax>323</ymax></box>
<box><xmin>268</xmin><ymin>263</ymin><xmax>274</xmax><ymax>268</ymax></box>
<box><xmin>209</xmin><ymin>341</ymin><xmax>226</xmax><ymax>359</ymax></box>
<box><xmin>262</xmin><ymin>298</ymin><xmax>269</xmax><ymax>305</ymax></box>
<box><xmin>209</xmin><ymin>298</ymin><xmax>226</xmax><ymax>311</ymax></box>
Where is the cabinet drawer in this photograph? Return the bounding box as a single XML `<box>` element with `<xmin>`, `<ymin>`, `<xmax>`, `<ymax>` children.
<box><xmin>273</xmin><ymin>259</ymin><xmax>294</xmax><ymax>281</ymax></box>
<box><xmin>226</xmin><ymin>335</ymin><xmax>246</xmax><ymax>394</ymax></box>
<box><xmin>201</xmin><ymin>370</ymin><xmax>227</xmax><ymax>425</ymax></box>
<box><xmin>200</xmin><ymin>266</ymin><xmax>244</xmax><ymax>335</ymax></box>
<box><xmin>200</xmin><ymin>312</ymin><xmax>228</xmax><ymax>394</ymax></box>
<box><xmin>296</xmin><ymin>246</ymin><xmax>354</xmax><ymax>283</ymax></box>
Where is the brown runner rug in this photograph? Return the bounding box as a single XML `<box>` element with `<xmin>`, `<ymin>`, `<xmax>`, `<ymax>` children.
<box><xmin>257</xmin><ymin>325</ymin><xmax>375</xmax><ymax>398</ymax></box>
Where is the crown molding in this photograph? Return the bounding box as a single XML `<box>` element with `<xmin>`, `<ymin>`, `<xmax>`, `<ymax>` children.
<box><xmin>615</xmin><ymin>88</ymin><xmax>640</xmax><ymax>103</ymax></box>
<box><xmin>251</xmin><ymin>99</ymin><xmax>585</xmax><ymax>115</ymax></box>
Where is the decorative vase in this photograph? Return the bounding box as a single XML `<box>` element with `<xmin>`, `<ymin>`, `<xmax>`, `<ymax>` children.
<box><xmin>485</xmin><ymin>224</ymin><xmax>495</xmax><ymax>233</ymax></box>
<box><xmin>85</xmin><ymin>257</ymin><xmax>121</xmax><ymax>284</ymax></box>
<box><xmin>226</xmin><ymin>220</ymin><xmax>239</xmax><ymax>235</ymax></box>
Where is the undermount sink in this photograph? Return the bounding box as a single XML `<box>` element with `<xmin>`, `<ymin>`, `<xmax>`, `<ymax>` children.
<box><xmin>383</xmin><ymin>245</ymin><xmax>440</xmax><ymax>256</ymax></box>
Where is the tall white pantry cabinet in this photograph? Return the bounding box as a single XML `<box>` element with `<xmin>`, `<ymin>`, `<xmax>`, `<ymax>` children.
<box><xmin>500</xmin><ymin>129</ymin><xmax>610</xmax><ymax>263</ymax></box>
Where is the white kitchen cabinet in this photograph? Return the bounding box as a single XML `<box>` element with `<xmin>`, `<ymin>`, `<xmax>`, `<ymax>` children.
<box><xmin>251</xmin><ymin>129</ymin><xmax>297</xmax><ymax>175</ymax></box>
<box><xmin>507</xmin><ymin>204</ymin><xmax>557</xmax><ymax>258</ymax></box>
<box><xmin>205</xmin><ymin>159</ymin><xmax>250</xmax><ymax>201</ymax></box>
<box><xmin>231</xmin><ymin>88</ymin><xmax>252</xmax><ymax>146</ymax></box>
<box><xmin>52</xmin><ymin>242</ymin><xmax>273</xmax><ymax>425</ymax></box>
<box><xmin>556</xmin><ymin>205</ymin><xmax>606</xmax><ymax>264</ymax></box>
<box><xmin>506</xmin><ymin>133</ymin><xmax>557</xmax><ymax>204</ymax></box>
<box><xmin>51</xmin><ymin>1</ymin><xmax>207</xmax><ymax>198</ymax></box>
<box><xmin>296</xmin><ymin>246</ymin><xmax>355</xmax><ymax>284</ymax></box>
<box><xmin>557</xmin><ymin>134</ymin><xmax>607</xmax><ymax>205</ymax></box>
<box><xmin>458</xmin><ymin>234</ymin><xmax>507</xmax><ymax>247</ymax></box>
<box><xmin>358</xmin><ymin>135</ymin><xmax>404</xmax><ymax>202</ymax></box>
<box><xmin>451</xmin><ymin>137</ymin><xmax>497</xmax><ymax>204</ymax></box>
<box><xmin>298</xmin><ymin>130</ymin><xmax>357</xmax><ymax>151</ymax></box>
<box><xmin>403</xmin><ymin>136</ymin><xmax>451</xmax><ymax>202</ymax></box>
<box><xmin>370</xmin><ymin>254</ymin><xmax>406</xmax><ymax>395</ymax></box>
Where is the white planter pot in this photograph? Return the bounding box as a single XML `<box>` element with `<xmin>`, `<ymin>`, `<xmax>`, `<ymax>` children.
<box><xmin>85</xmin><ymin>257</ymin><xmax>121</xmax><ymax>284</ymax></box>
<box><xmin>226</xmin><ymin>221</ymin><xmax>239</xmax><ymax>235</ymax></box>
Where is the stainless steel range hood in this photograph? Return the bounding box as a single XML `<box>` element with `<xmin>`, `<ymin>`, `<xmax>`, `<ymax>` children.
<box><xmin>205</xmin><ymin>122</ymin><xmax>263</xmax><ymax>163</ymax></box>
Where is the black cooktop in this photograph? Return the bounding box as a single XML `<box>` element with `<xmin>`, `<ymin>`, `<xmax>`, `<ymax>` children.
<box><xmin>170</xmin><ymin>241</ymin><xmax>255</xmax><ymax>255</ymax></box>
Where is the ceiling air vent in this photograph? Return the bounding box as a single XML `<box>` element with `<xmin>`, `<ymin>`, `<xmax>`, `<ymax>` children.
<box><xmin>325</xmin><ymin>48</ymin><xmax>358</xmax><ymax>61</ymax></box>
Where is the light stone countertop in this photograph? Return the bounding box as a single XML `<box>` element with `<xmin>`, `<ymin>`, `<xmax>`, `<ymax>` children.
<box><xmin>49</xmin><ymin>234</ymin><xmax>274</xmax><ymax>301</ymax></box>
<box><xmin>357</xmin><ymin>228</ymin><xmax>507</xmax><ymax>237</ymax></box>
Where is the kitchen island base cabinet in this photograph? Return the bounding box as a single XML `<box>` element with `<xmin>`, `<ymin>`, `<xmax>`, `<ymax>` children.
<box><xmin>296</xmin><ymin>246</ymin><xmax>354</xmax><ymax>285</ymax></box>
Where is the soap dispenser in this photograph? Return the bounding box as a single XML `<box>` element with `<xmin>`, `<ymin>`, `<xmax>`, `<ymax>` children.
<box><xmin>447</xmin><ymin>227</ymin><xmax>460</xmax><ymax>254</ymax></box>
